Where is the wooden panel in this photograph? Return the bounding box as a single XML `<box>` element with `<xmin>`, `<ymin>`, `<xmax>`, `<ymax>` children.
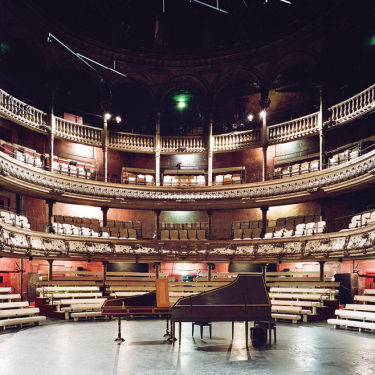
<box><xmin>156</xmin><ymin>279</ymin><xmax>170</xmax><ymax>308</ymax></box>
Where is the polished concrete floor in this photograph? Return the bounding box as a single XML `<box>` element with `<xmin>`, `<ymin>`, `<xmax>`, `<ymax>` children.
<box><xmin>0</xmin><ymin>318</ymin><xmax>375</xmax><ymax>375</ymax></box>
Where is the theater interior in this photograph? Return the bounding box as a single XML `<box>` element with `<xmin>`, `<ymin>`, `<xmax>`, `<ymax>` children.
<box><xmin>0</xmin><ymin>0</ymin><xmax>375</xmax><ymax>374</ymax></box>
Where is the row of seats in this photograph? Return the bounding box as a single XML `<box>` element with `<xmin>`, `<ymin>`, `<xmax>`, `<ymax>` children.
<box><xmin>0</xmin><ymin>287</ymin><xmax>46</xmax><ymax>330</ymax></box>
<box><xmin>328</xmin><ymin>147</ymin><xmax>360</xmax><ymax>167</ymax></box>
<box><xmin>163</xmin><ymin>175</ymin><xmax>206</xmax><ymax>186</ymax></box>
<box><xmin>273</xmin><ymin>160</ymin><xmax>320</xmax><ymax>179</ymax></box>
<box><xmin>53</xmin><ymin>215</ymin><xmax>142</xmax><ymax>230</ymax></box>
<box><xmin>160</xmin><ymin>229</ymin><xmax>206</xmax><ymax>240</ymax></box>
<box><xmin>214</xmin><ymin>174</ymin><xmax>242</xmax><ymax>185</ymax></box>
<box><xmin>159</xmin><ymin>222</ymin><xmax>209</xmax><ymax>230</ymax></box>
<box><xmin>232</xmin><ymin>214</ymin><xmax>321</xmax><ymax>230</ymax></box>
<box><xmin>340</xmin><ymin>210</ymin><xmax>375</xmax><ymax>231</ymax></box>
<box><xmin>0</xmin><ymin>210</ymin><xmax>31</xmax><ymax>229</ymax></box>
<box><xmin>52</xmin><ymin>223</ymin><xmax>137</xmax><ymax>239</ymax></box>
<box><xmin>124</xmin><ymin>173</ymin><xmax>154</xmax><ymax>185</ymax></box>
<box><xmin>53</xmin><ymin>163</ymin><xmax>93</xmax><ymax>179</ymax></box>
<box><xmin>233</xmin><ymin>221</ymin><xmax>326</xmax><ymax>239</ymax></box>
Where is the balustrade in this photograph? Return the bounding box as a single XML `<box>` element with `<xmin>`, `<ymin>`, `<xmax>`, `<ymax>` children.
<box><xmin>161</xmin><ymin>136</ymin><xmax>207</xmax><ymax>153</ymax></box>
<box><xmin>55</xmin><ymin>117</ymin><xmax>102</xmax><ymax>146</ymax></box>
<box><xmin>109</xmin><ymin>131</ymin><xmax>155</xmax><ymax>152</ymax></box>
<box><xmin>0</xmin><ymin>89</ymin><xmax>47</xmax><ymax>132</ymax></box>
<box><xmin>328</xmin><ymin>83</ymin><xmax>375</xmax><ymax>126</ymax></box>
<box><xmin>268</xmin><ymin>112</ymin><xmax>319</xmax><ymax>144</ymax></box>
<box><xmin>213</xmin><ymin>129</ymin><xmax>261</xmax><ymax>151</ymax></box>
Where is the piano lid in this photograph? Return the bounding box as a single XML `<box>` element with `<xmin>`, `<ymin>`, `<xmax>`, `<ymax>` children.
<box><xmin>103</xmin><ymin>290</ymin><xmax>157</xmax><ymax>308</ymax></box>
<box><xmin>172</xmin><ymin>274</ymin><xmax>270</xmax><ymax>308</ymax></box>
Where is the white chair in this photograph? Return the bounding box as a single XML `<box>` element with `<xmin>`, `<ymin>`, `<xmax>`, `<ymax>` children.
<box><xmin>196</xmin><ymin>175</ymin><xmax>205</xmax><ymax>186</ymax></box>
<box><xmin>145</xmin><ymin>175</ymin><xmax>154</xmax><ymax>186</ymax></box>
<box><xmin>163</xmin><ymin>175</ymin><xmax>172</xmax><ymax>186</ymax></box>
<box><xmin>215</xmin><ymin>175</ymin><xmax>224</xmax><ymax>185</ymax></box>
<box><xmin>294</xmin><ymin>224</ymin><xmax>305</xmax><ymax>236</ymax></box>
<box><xmin>305</xmin><ymin>222</ymin><xmax>316</xmax><ymax>235</ymax></box>
<box><xmin>315</xmin><ymin>221</ymin><xmax>326</xmax><ymax>234</ymax></box>
<box><xmin>348</xmin><ymin>215</ymin><xmax>361</xmax><ymax>229</ymax></box>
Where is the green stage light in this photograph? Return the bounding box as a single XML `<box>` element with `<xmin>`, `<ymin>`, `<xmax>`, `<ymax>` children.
<box><xmin>178</xmin><ymin>100</ymin><xmax>186</xmax><ymax>109</ymax></box>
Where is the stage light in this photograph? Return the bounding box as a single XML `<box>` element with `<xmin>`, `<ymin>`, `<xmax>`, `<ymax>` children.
<box><xmin>178</xmin><ymin>101</ymin><xmax>186</xmax><ymax>109</ymax></box>
<box><xmin>247</xmin><ymin>114</ymin><xmax>253</xmax><ymax>121</ymax></box>
<box><xmin>104</xmin><ymin>113</ymin><xmax>111</xmax><ymax>120</ymax></box>
<box><xmin>115</xmin><ymin>116</ymin><xmax>122</xmax><ymax>123</ymax></box>
<box><xmin>260</xmin><ymin>110</ymin><xmax>266</xmax><ymax>119</ymax></box>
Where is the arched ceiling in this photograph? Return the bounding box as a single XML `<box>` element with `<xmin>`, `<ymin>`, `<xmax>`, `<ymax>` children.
<box><xmin>27</xmin><ymin>0</ymin><xmax>340</xmax><ymax>54</ymax></box>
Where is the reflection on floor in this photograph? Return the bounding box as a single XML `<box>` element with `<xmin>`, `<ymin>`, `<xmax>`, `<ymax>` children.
<box><xmin>0</xmin><ymin>318</ymin><xmax>374</xmax><ymax>375</ymax></box>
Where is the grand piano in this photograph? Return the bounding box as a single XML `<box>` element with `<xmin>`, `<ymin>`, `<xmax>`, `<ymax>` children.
<box><xmin>171</xmin><ymin>274</ymin><xmax>272</xmax><ymax>345</ymax></box>
<box><xmin>101</xmin><ymin>279</ymin><xmax>172</xmax><ymax>341</ymax></box>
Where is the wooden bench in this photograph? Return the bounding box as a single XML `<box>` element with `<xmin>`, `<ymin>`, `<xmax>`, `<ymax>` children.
<box><xmin>271</xmin><ymin>300</ymin><xmax>321</xmax><ymax>314</ymax></box>
<box><xmin>327</xmin><ymin>318</ymin><xmax>375</xmax><ymax>332</ymax></box>
<box><xmin>61</xmin><ymin>303</ymin><xmax>105</xmax><ymax>320</ymax></box>
<box><xmin>354</xmin><ymin>295</ymin><xmax>375</xmax><ymax>304</ymax></box>
<box><xmin>44</xmin><ymin>292</ymin><xmax>102</xmax><ymax>299</ymax></box>
<box><xmin>70</xmin><ymin>311</ymin><xmax>103</xmax><ymax>321</ymax></box>
<box><xmin>345</xmin><ymin>304</ymin><xmax>375</xmax><ymax>312</ymax></box>
<box><xmin>272</xmin><ymin>282</ymin><xmax>340</xmax><ymax>288</ymax></box>
<box><xmin>0</xmin><ymin>294</ymin><xmax>21</xmax><ymax>302</ymax></box>
<box><xmin>270</xmin><ymin>287</ymin><xmax>338</xmax><ymax>300</ymax></box>
<box><xmin>272</xmin><ymin>313</ymin><xmax>302</xmax><ymax>324</ymax></box>
<box><xmin>36</xmin><ymin>286</ymin><xmax>99</xmax><ymax>297</ymax></box>
<box><xmin>363</xmin><ymin>289</ymin><xmax>375</xmax><ymax>295</ymax></box>
<box><xmin>0</xmin><ymin>302</ymin><xmax>46</xmax><ymax>330</ymax></box>
<box><xmin>52</xmin><ymin>298</ymin><xmax>107</xmax><ymax>312</ymax></box>
<box><xmin>0</xmin><ymin>287</ymin><xmax>12</xmax><ymax>293</ymax></box>
<box><xmin>269</xmin><ymin>293</ymin><xmax>330</xmax><ymax>301</ymax></box>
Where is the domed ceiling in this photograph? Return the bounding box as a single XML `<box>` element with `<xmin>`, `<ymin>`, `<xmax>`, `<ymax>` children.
<box><xmin>28</xmin><ymin>0</ymin><xmax>339</xmax><ymax>53</ymax></box>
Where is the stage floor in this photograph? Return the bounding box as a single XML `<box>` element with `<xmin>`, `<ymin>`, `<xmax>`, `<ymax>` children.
<box><xmin>0</xmin><ymin>318</ymin><xmax>374</xmax><ymax>375</ymax></box>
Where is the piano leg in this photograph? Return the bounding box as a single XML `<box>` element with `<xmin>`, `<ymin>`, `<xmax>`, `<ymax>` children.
<box><xmin>164</xmin><ymin>318</ymin><xmax>171</xmax><ymax>337</ymax></box>
<box><xmin>179</xmin><ymin>322</ymin><xmax>182</xmax><ymax>345</ymax></box>
<box><xmin>268</xmin><ymin>320</ymin><xmax>271</xmax><ymax>345</ymax></box>
<box><xmin>114</xmin><ymin>317</ymin><xmax>125</xmax><ymax>342</ymax></box>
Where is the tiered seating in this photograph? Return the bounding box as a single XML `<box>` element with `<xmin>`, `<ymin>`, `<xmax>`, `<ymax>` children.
<box><xmin>36</xmin><ymin>284</ymin><xmax>106</xmax><ymax>321</ymax></box>
<box><xmin>329</xmin><ymin>145</ymin><xmax>360</xmax><ymax>167</ymax></box>
<box><xmin>273</xmin><ymin>160</ymin><xmax>320</xmax><ymax>179</ymax></box>
<box><xmin>163</xmin><ymin>175</ymin><xmax>206</xmax><ymax>186</ymax></box>
<box><xmin>269</xmin><ymin>285</ymin><xmax>338</xmax><ymax>323</ymax></box>
<box><xmin>0</xmin><ymin>210</ymin><xmax>31</xmax><ymax>229</ymax></box>
<box><xmin>328</xmin><ymin>300</ymin><xmax>375</xmax><ymax>332</ymax></box>
<box><xmin>53</xmin><ymin>162</ymin><xmax>93</xmax><ymax>179</ymax></box>
<box><xmin>0</xmin><ymin>287</ymin><xmax>45</xmax><ymax>330</ymax></box>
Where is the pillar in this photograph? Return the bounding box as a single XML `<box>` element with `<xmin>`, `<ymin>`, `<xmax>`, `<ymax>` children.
<box><xmin>47</xmin><ymin>259</ymin><xmax>54</xmax><ymax>281</ymax></box>
<box><xmin>48</xmin><ymin>91</ymin><xmax>55</xmax><ymax>172</ymax></box>
<box><xmin>154</xmin><ymin>209</ymin><xmax>161</xmax><ymax>240</ymax></box>
<box><xmin>318</xmin><ymin>85</ymin><xmax>324</xmax><ymax>171</ymax></box>
<box><xmin>319</xmin><ymin>261</ymin><xmax>325</xmax><ymax>282</ymax></box>
<box><xmin>207</xmin><ymin>113</ymin><xmax>213</xmax><ymax>186</ymax></box>
<box><xmin>101</xmin><ymin>207</ymin><xmax>109</xmax><ymax>227</ymax></box>
<box><xmin>208</xmin><ymin>263</ymin><xmax>213</xmax><ymax>282</ymax></box>
<box><xmin>259</xmin><ymin>96</ymin><xmax>270</xmax><ymax>181</ymax></box>
<box><xmin>319</xmin><ymin>199</ymin><xmax>326</xmax><ymax>221</ymax></box>
<box><xmin>155</xmin><ymin>112</ymin><xmax>161</xmax><ymax>186</ymax></box>
<box><xmin>261</xmin><ymin>263</ymin><xmax>268</xmax><ymax>281</ymax></box>
<box><xmin>262</xmin><ymin>146</ymin><xmax>267</xmax><ymax>182</ymax></box>
<box><xmin>102</xmin><ymin>261</ymin><xmax>108</xmax><ymax>293</ymax></box>
<box><xmin>207</xmin><ymin>209</ymin><xmax>214</xmax><ymax>240</ymax></box>
<box><xmin>103</xmin><ymin>116</ymin><xmax>108</xmax><ymax>183</ymax></box>
<box><xmin>46</xmin><ymin>200</ymin><xmax>55</xmax><ymax>231</ymax></box>
<box><xmin>155</xmin><ymin>262</ymin><xmax>161</xmax><ymax>279</ymax></box>
<box><xmin>260</xmin><ymin>206</ymin><xmax>269</xmax><ymax>235</ymax></box>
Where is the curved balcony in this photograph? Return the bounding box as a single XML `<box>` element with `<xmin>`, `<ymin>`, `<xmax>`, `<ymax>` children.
<box><xmin>1</xmin><ymin>220</ymin><xmax>373</xmax><ymax>263</ymax></box>
<box><xmin>0</xmin><ymin>85</ymin><xmax>374</xmax><ymax>153</ymax></box>
<box><xmin>0</xmin><ymin>149</ymin><xmax>374</xmax><ymax>211</ymax></box>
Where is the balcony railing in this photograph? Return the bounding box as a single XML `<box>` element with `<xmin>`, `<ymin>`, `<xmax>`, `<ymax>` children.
<box><xmin>213</xmin><ymin>129</ymin><xmax>261</xmax><ymax>152</ymax></box>
<box><xmin>328</xmin><ymin>83</ymin><xmax>375</xmax><ymax>126</ymax></box>
<box><xmin>55</xmin><ymin>117</ymin><xmax>102</xmax><ymax>146</ymax></box>
<box><xmin>0</xmin><ymin>89</ymin><xmax>47</xmax><ymax>132</ymax></box>
<box><xmin>161</xmin><ymin>135</ymin><xmax>207</xmax><ymax>153</ymax></box>
<box><xmin>268</xmin><ymin>112</ymin><xmax>319</xmax><ymax>144</ymax></box>
<box><xmin>109</xmin><ymin>131</ymin><xmax>155</xmax><ymax>153</ymax></box>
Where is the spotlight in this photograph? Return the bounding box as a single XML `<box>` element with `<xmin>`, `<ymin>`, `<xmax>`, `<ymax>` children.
<box><xmin>339</xmin><ymin>258</ymin><xmax>343</xmax><ymax>263</ymax></box>
<box><xmin>115</xmin><ymin>116</ymin><xmax>122</xmax><ymax>123</ymax></box>
<box><xmin>88</xmin><ymin>258</ymin><xmax>91</xmax><ymax>263</ymax></box>
<box><xmin>178</xmin><ymin>101</ymin><xmax>186</xmax><ymax>109</ymax></box>
<box><xmin>247</xmin><ymin>114</ymin><xmax>253</xmax><ymax>121</ymax></box>
<box><xmin>260</xmin><ymin>110</ymin><xmax>266</xmax><ymax>119</ymax></box>
<box><xmin>29</xmin><ymin>256</ymin><xmax>33</xmax><ymax>261</ymax></box>
<box><xmin>104</xmin><ymin>113</ymin><xmax>111</xmax><ymax>120</ymax></box>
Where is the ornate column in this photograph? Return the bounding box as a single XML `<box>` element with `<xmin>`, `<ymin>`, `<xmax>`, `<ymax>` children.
<box><xmin>101</xmin><ymin>261</ymin><xmax>108</xmax><ymax>294</ymax></box>
<box><xmin>259</xmin><ymin>96</ymin><xmax>271</xmax><ymax>182</ymax></box>
<box><xmin>208</xmin><ymin>263</ymin><xmax>213</xmax><ymax>282</ymax></box>
<box><xmin>318</xmin><ymin>85</ymin><xmax>325</xmax><ymax>171</ymax></box>
<box><xmin>155</xmin><ymin>262</ymin><xmax>161</xmax><ymax>279</ymax></box>
<box><xmin>46</xmin><ymin>200</ymin><xmax>55</xmax><ymax>232</ymax></box>
<box><xmin>100</xmin><ymin>101</ymin><xmax>111</xmax><ymax>183</ymax></box>
<box><xmin>48</xmin><ymin>93</ymin><xmax>55</xmax><ymax>173</ymax></box>
<box><xmin>260</xmin><ymin>206</ymin><xmax>269</xmax><ymax>237</ymax></box>
<box><xmin>207</xmin><ymin>209</ymin><xmax>214</xmax><ymax>240</ymax></box>
<box><xmin>155</xmin><ymin>112</ymin><xmax>161</xmax><ymax>186</ymax></box>
<box><xmin>47</xmin><ymin>259</ymin><xmax>54</xmax><ymax>281</ymax></box>
<box><xmin>261</xmin><ymin>263</ymin><xmax>268</xmax><ymax>281</ymax></box>
<box><xmin>101</xmin><ymin>207</ymin><xmax>109</xmax><ymax>227</ymax></box>
<box><xmin>319</xmin><ymin>261</ymin><xmax>325</xmax><ymax>282</ymax></box>
<box><xmin>154</xmin><ymin>209</ymin><xmax>161</xmax><ymax>240</ymax></box>
<box><xmin>208</xmin><ymin>113</ymin><xmax>213</xmax><ymax>186</ymax></box>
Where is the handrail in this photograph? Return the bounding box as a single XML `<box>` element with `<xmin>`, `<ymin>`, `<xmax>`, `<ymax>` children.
<box><xmin>161</xmin><ymin>135</ymin><xmax>207</xmax><ymax>153</ymax></box>
<box><xmin>213</xmin><ymin>129</ymin><xmax>261</xmax><ymax>151</ymax></box>
<box><xmin>108</xmin><ymin>130</ymin><xmax>155</xmax><ymax>152</ymax></box>
<box><xmin>55</xmin><ymin>116</ymin><xmax>102</xmax><ymax>146</ymax></box>
<box><xmin>268</xmin><ymin>112</ymin><xmax>319</xmax><ymax>144</ymax></box>
<box><xmin>328</xmin><ymin>83</ymin><xmax>375</xmax><ymax>126</ymax></box>
<box><xmin>359</xmin><ymin>282</ymin><xmax>373</xmax><ymax>296</ymax></box>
